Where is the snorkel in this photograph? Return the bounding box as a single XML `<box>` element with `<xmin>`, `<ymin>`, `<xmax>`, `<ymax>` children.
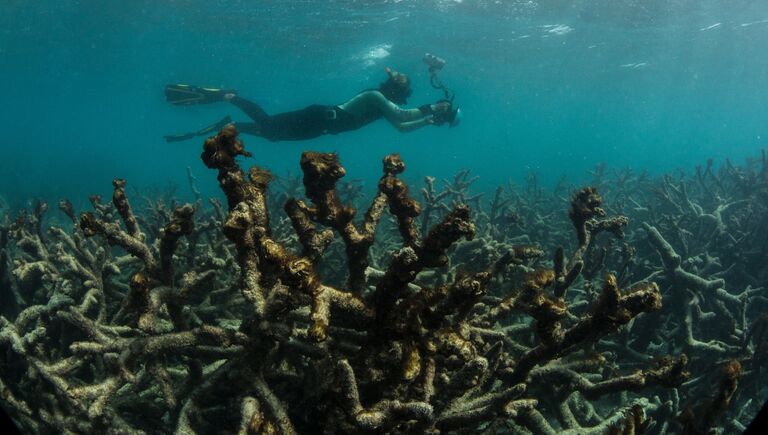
<box><xmin>423</xmin><ymin>53</ymin><xmax>461</xmax><ymax>127</ymax></box>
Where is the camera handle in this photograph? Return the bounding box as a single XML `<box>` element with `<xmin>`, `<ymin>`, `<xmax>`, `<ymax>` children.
<box><xmin>428</xmin><ymin>67</ymin><xmax>455</xmax><ymax>103</ymax></box>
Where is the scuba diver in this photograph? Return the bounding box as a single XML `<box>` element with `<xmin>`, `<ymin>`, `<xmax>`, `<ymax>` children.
<box><xmin>163</xmin><ymin>61</ymin><xmax>461</xmax><ymax>143</ymax></box>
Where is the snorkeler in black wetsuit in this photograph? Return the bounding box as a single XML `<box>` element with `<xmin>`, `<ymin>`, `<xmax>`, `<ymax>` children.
<box><xmin>163</xmin><ymin>68</ymin><xmax>456</xmax><ymax>143</ymax></box>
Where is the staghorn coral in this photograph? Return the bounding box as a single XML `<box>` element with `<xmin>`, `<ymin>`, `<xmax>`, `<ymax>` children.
<box><xmin>0</xmin><ymin>126</ymin><xmax>765</xmax><ymax>433</ymax></box>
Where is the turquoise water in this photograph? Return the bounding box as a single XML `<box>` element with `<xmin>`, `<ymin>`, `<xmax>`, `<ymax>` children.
<box><xmin>1</xmin><ymin>0</ymin><xmax>767</xmax><ymax>204</ymax></box>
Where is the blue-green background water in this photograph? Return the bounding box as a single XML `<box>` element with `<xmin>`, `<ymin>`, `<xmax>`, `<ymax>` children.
<box><xmin>1</xmin><ymin>0</ymin><xmax>767</xmax><ymax>208</ymax></box>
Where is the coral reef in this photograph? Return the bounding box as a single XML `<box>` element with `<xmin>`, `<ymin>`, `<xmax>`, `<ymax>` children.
<box><xmin>0</xmin><ymin>127</ymin><xmax>765</xmax><ymax>434</ymax></box>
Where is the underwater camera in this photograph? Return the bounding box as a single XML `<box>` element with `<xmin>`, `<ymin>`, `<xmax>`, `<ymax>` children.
<box><xmin>432</xmin><ymin>100</ymin><xmax>462</xmax><ymax>128</ymax></box>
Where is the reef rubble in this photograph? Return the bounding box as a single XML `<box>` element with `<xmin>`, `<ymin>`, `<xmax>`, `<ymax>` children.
<box><xmin>0</xmin><ymin>127</ymin><xmax>765</xmax><ymax>434</ymax></box>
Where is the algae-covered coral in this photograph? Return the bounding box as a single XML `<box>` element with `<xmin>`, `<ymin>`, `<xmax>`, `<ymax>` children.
<box><xmin>0</xmin><ymin>127</ymin><xmax>765</xmax><ymax>433</ymax></box>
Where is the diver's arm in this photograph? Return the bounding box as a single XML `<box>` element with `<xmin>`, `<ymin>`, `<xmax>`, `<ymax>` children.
<box><xmin>394</xmin><ymin>117</ymin><xmax>434</xmax><ymax>133</ymax></box>
<box><xmin>339</xmin><ymin>91</ymin><xmax>425</xmax><ymax>122</ymax></box>
<box><xmin>380</xmin><ymin>97</ymin><xmax>426</xmax><ymax>123</ymax></box>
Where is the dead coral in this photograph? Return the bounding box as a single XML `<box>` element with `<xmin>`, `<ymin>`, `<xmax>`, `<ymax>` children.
<box><xmin>10</xmin><ymin>126</ymin><xmax>767</xmax><ymax>434</ymax></box>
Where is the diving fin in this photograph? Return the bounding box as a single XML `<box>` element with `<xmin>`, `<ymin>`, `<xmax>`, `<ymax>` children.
<box><xmin>163</xmin><ymin>132</ymin><xmax>197</xmax><ymax>143</ymax></box>
<box><xmin>164</xmin><ymin>84</ymin><xmax>237</xmax><ymax>106</ymax></box>
<box><xmin>164</xmin><ymin>115</ymin><xmax>233</xmax><ymax>143</ymax></box>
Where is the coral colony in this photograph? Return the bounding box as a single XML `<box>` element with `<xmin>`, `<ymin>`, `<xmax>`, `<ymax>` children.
<box><xmin>0</xmin><ymin>125</ymin><xmax>765</xmax><ymax>434</ymax></box>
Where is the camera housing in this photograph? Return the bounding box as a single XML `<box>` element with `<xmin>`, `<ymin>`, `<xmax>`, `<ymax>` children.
<box><xmin>423</xmin><ymin>53</ymin><xmax>446</xmax><ymax>70</ymax></box>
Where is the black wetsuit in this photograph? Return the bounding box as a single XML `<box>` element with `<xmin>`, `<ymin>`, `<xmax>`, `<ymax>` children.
<box><xmin>231</xmin><ymin>95</ymin><xmax>381</xmax><ymax>141</ymax></box>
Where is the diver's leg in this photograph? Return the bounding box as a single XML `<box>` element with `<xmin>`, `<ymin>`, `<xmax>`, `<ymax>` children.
<box><xmin>230</xmin><ymin>96</ymin><xmax>269</xmax><ymax>123</ymax></box>
<box><xmin>227</xmin><ymin>102</ymin><xmax>329</xmax><ymax>141</ymax></box>
<box><xmin>260</xmin><ymin>105</ymin><xmax>328</xmax><ymax>141</ymax></box>
<box><xmin>233</xmin><ymin>122</ymin><xmax>262</xmax><ymax>137</ymax></box>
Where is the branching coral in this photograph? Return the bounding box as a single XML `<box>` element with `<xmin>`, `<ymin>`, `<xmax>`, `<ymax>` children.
<box><xmin>1</xmin><ymin>126</ymin><xmax>764</xmax><ymax>434</ymax></box>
